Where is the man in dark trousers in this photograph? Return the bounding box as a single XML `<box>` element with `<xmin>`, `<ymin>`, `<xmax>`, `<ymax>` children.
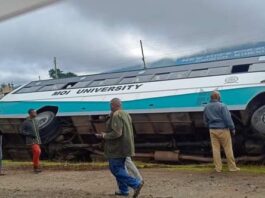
<box><xmin>96</xmin><ymin>98</ymin><xmax>144</xmax><ymax>197</ymax></box>
<box><xmin>21</xmin><ymin>109</ymin><xmax>42</xmax><ymax>173</ymax></box>
<box><xmin>0</xmin><ymin>130</ymin><xmax>5</xmax><ymax>176</ymax></box>
<box><xmin>203</xmin><ymin>91</ymin><xmax>240</xmax><ymax>172</ymax></box>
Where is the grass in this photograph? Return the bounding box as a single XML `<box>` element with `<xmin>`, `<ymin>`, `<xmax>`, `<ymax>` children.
<box><xmin>2</xmin><ymin>160</ymin><xmax>265</xmax><ymax>174</ymax></box>
<box><xmin>2</xmin><ymin>160</ymin><xmax>109</xmax><ymax>171</ymax></box>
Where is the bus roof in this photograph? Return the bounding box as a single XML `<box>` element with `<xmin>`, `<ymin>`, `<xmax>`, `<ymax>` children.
<box><xmin>15</xmin><ymin>56</ymin><xmax>264</xmax><ymax>94</ymax></box>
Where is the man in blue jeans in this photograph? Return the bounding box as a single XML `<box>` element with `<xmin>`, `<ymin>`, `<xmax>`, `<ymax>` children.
<box><xmin>96</xmin><ymin>98</ymin><xmax>144</xmax><ymax>197</ymax></box>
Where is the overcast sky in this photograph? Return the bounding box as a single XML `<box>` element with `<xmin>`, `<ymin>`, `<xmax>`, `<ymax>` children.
<box><xmin>1</xmin><ymin>0</ymin><xmax>265</xmax><ymax>85</ymax></box>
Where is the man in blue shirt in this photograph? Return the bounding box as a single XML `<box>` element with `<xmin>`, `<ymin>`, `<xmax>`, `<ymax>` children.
<box><xmin>203</xmin><ymin>91</ymin><xmax>240</xmax><ymax>172</ymax></box>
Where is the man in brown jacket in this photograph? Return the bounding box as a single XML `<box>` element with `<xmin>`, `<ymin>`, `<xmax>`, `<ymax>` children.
<box><xmin>96</xmin><ymin>98</ymin><xmax>144</xmax><ymax>197</ymax></box>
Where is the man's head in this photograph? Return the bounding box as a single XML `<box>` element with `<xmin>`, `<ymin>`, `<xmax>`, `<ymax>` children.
<box><xmin>110</xmin><ymin>98</ymin><xmax>122</xmax><ymax>112</ymax></box>
<box><xmin>210</xmin><ymin>91</ymin><xmax>221</xmax><ymax>101</ymax></box>
<box><xmin>28</xmin><ymin>109</ymin><xmax>37</xmax><ymax>118</ymax></box>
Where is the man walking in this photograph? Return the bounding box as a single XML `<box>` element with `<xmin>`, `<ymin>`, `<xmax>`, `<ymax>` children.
<box><xmin>114</xmin><ymin>150</ymin><xmax>143</xmax><ymax>195</ymax></box>
<box><xmin>125</xmin><ymin>157</ymin><xmax>143</xmax><ymax>182</ymax></box>
<box><xmin>96</xmin><ymin>98</ymin><xmax>144</xmax><ymax>197</ymax></box>
<box><xmin>203</xmin><ymin>91</ymin><xmax>240</xmax><ymax>172</ymax></box>
<box><xmin>21</xmin><ymin>109</ymin><xmax>42</xmax><ymax>173</ymax></box>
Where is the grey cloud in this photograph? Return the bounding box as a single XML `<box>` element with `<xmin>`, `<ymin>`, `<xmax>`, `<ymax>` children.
<box><xmin>1</xmin><ymin>0</ymin><xmax>265</xmax><ymax>84</ymax></box>
<box><xmin>71</xmin><ymin>0</ymin><xmax>265</xmax><ymax>46</ymax></box>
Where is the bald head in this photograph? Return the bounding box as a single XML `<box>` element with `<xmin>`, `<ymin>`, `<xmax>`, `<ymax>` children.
<box><xmin>210</xmin><ymin>91</ymin><xmax>221</xmax><ymax>101</ymax></box>
<box><xmin>110</xmin><ymin>98</ymin><xmax>122</xmax><ymax>112</ymax></box>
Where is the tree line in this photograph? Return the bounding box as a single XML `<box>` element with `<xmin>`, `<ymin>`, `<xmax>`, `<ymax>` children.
<box><xmin>49</xmin><ymin>68</ymin><xmax>77</xmax><ymax>79</ymax></box>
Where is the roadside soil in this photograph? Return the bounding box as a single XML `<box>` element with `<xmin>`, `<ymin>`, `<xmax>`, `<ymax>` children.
<box><xmin>0</xmin><ymin>168</ymin><xmax>265</xmax><ymax>198</ymax></box>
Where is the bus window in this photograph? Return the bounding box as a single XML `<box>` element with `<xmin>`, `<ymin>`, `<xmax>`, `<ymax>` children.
<box><xmin>152</xmin><ymin>73</ymin><xmax>170</xmax><ymax>81</ymax></box>
<box><xmin>189</xmin><ymin>69</ymin><xmax>208</xmax><ymax>77</ymax></box>
<box><xmin>35</xmin><ymin>82</ymin><xmax>42</xmax><ymax>86</ymax></box>
<box><xmin>90</xmin><ymin>80</ymin><xmax>105</xmax><ymax>87</ymax></box>
<box><xmin>79</xmin><ymin>76</ymin><xmax>86</xmax><ymax>80</ymax></box>
<box><xmin>232</xmin><ymin>64</ymin><xmax>250</xmax><ymax>73</ymax></box>
<box><xmin>120</xmin><ymin>75</ymin><xmax>153</xmax><ymax>84</ymax></box>
<box><xmin>63</xmin><ymin>82</ymin><xmax>78</xmax><ymax>89</ymax></box>
<box><xmin>104</xmin><ymin>78</ymin><xmax>119</xmax><ymax>85</ymax></box>
<box><xmin>17</xmin><ymin>86</ymin><xmax>42</xmax><ymax>93</ymax></box>
<box><xmin>135</xmin><ymin>75</ymin><xmax>153</xmax><ymax>83</ymax></box>
<box><xmin>169</xmin><ymin>71</ymin><xmax>188</xmax><ymax>79</ymax></box>
<box><xmin>120</xmin><ymin>76</ymin><xmax>136</xmax><ymax>84</ymax></box>
<box><xmin>249</xmin><ymin>63</ymin><xmax>265</xmax><ymax>72</ymax></box>
<box><xmin>38</xmin><ymin>84</ymin><xmax>65</xmax><ymax>92</ymax></box>
<box><xmin>208</xmin><ymin>67</ymin><xmax>229</xmax><ymax>76</ymax></box>
<box><xmin>72</xmin><ymin>81</ymin><xmax>91</xmax><ymax>88</ymax></box>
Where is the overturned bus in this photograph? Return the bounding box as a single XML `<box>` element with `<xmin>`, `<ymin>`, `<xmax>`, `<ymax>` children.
<box><xmin>0</xmin><ymin>56</ymin><xmax>265</xmax><ymax>162</ymax></box>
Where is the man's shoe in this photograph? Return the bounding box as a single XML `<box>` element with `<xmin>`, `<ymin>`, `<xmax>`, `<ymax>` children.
<box><xmin>0</xmin><ymin>172</ymin><xmax>6</xmax><ymax>176</ymax></box>
<box><xmin>229</xmin><ymin>167</ymin><xmax>240</xmax><ymax>172</ymax></box>
<box><xmin>115</xmin><ymin>191</ymin><xmax>129</xmax><ymax>196</ymax></box>
<box><xmin>133</xmin><ymin>181</ymin><xmax>144</xmax><ymax>198</ymax></box>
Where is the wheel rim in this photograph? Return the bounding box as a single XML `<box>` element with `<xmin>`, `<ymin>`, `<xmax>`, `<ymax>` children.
<box><xmin>251</xmin><ymin>105</ymin><xmax>265</xmax><ymax>136</ymax></box>
<box><xmin>36</xmin><ymin>111</ymin><xmax>54</xmax><ymax>129</ymax></box>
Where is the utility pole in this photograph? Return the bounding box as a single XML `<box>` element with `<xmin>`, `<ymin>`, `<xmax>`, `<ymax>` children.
<box><xmin>54</xmin><ymin>57</ymin><xmax>58</xmax><ymax>79</ymax></box>
<box><xmin>140</xmin><ymin>40</ymin><xmax>147</xmax><ymax>70</ymax></box>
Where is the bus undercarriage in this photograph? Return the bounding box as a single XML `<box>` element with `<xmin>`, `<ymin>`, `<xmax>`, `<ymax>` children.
<box><xmin>1</xmin><ymin>104</ymin><xmax>265</xmax><ymax>163</ymax></box>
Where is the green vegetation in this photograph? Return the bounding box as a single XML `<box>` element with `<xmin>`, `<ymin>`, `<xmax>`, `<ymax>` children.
<box><xmin>161</xmin><ymin>164</ymin><xmax>265</xmax><ymax>174</ymax></box>
<box><xmin>2</xmin><ymin>160</ymin><xmax>108</xmax><ymax>171</ymax></box>
<box><xmin>49</xmin><ymin>68</ymin><xmax>77</xmax><ymax>79</ymax></box>
<box><xmin>2</xmin><ymin>160</ymin><xmax>265</xmax><ymax>174</ymax></box>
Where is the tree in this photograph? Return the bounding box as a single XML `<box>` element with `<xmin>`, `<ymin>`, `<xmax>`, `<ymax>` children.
<box><xmin>1</xmin><ymin>83</ymin><xmax>7</xmax><ymax>88</ymax></box>
<box><xmin>49</xmin><ymin>69</ymin><xmax>77</xmax><ymax>79</ymax></box>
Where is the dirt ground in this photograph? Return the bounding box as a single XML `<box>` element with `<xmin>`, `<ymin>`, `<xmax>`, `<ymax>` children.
<box><xmin>0</xmin><ymin>168</ymin><xmax>265</xmax><ymax>198</ymax></box>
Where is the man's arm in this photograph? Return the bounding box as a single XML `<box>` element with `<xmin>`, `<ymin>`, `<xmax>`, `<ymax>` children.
<box><xmin>103</xmin><ymin>113</ymin><xmax>123</xmax><ymax>140</ymax></box>
<box><xmin>221</xmin><ymin>105</ymin><xmax>235</xmax><ymax>130</ymax></box>
<box><xmin>203</xmin><ymin>107</ymin><xmax>209</xmax><ymax>127</ymax></box>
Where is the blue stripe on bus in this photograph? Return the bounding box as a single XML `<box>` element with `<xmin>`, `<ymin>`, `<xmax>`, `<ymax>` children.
<box><xmin>0</xmin><ymin>86</ymin><xmax>264</xmax><ymax>115</ymax></box>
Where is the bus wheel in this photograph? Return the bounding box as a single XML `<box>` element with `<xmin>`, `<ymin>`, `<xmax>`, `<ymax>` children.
<box><xmin>36</xmin><ymin>111</ymin><xmax>60</xmax><ymax>144</ymax></box>
<box><xmin>251</xmin><ymin>105</ymin><xmax>265</xmax><ymax>136</ymax></box>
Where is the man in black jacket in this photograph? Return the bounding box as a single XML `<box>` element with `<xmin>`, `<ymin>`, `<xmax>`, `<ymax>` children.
<box><xmin>21</xmin><ymin>109</ymin><xmax>42</xmax><ymax>173</ymax></box>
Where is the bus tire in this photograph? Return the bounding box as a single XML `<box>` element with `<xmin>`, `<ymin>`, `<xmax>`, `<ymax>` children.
<box><xmin>36</xmin><ymin>111</ymin><xmax>60</xmax><ymax>144</ymax></box>
<box><xmin>251</xmin><ymin>105</ymin><xmax>265</xmax><ymax>136</ymax></box>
